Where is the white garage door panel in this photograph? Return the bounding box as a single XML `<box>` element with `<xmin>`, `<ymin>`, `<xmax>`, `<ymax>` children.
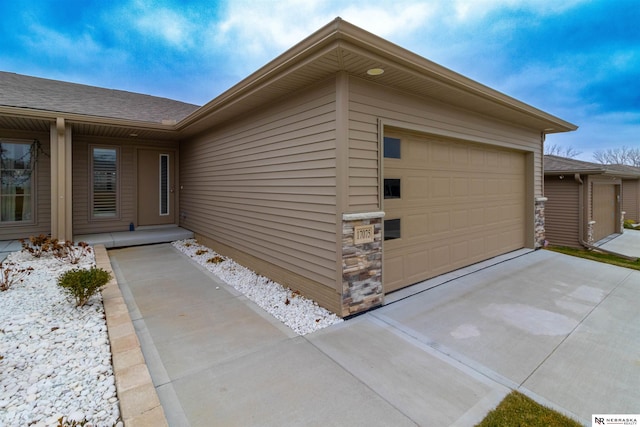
<box><xmin>384</xmin><ymin>130</ymin><xmax>526</xmax><ymax>293</ymax></box>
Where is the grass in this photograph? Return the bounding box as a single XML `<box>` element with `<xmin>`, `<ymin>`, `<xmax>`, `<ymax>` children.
<box><xmin>476</xmin><ymin>391</ymin><xmax>582</xmax><ymax>427</ymax></box>
<box><xmin>546</xmin><ymin>245</ymin><xmax>640</xmax><ymax>270</ymax></box>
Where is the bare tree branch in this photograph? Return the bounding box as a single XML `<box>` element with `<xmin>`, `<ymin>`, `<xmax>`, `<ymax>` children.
<box><xmin>544</xmin><ymin>143</ymin><xmax>582</xmax><ymax>158</ymax></box>
<box><xmin>592</xmin><ymin>146</ymin><xmax>640</xmax><ymax>166</ymax></box>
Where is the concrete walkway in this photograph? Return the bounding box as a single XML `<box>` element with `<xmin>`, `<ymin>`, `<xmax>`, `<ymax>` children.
<box><xmin>599</xmin><ymin>229</ymin><xmax>640</xmax><ymax>258</ymax></box>
<box><xmin>108</xmin><ymin>244</ymin><xmax>640</xmax><ymax>426</ymax></box>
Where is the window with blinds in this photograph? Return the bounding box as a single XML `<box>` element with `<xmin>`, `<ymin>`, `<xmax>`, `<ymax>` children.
<box><xmin>92</xmin><ymin>147</ymin><xmax>117</xmax><ymax>218</ymax></box>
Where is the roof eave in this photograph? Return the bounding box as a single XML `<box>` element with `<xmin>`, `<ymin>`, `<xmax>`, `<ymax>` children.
<box><xmin>0</xmin><ymin>105</ymin><xmax>177</xmax><ymax>132</ymax></box>
<box><xmin>176</xmin><ymin>17</ymin><xmax>578</xmax><ymax>136</ymax></box>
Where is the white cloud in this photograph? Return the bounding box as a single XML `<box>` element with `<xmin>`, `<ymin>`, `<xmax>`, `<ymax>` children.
<box><xmin>126</xmin><ymin>0</ymin><xmax>198</xmax><ymax>49</ymax></box>
<box><xmin>20</xmin><ymin>23</ymin><xmax>126</xmax><ymax>67</ymax></box>
<box><xmin>211</xmin><ymin>0</ymin><xmax>435</xmax><ymax>57</ymax></box>
<box><xmin>451</xmin><ymin>0</ymin><xmax>587</xmax><ymax>21</ymax></box>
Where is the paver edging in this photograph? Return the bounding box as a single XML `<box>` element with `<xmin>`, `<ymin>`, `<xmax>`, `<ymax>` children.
<box><xmin>95</xmin><ymin>244</ymin><xmax>169</xmax><ymax>427</ymax></box>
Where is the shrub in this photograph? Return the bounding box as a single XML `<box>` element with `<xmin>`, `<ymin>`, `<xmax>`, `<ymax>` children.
<box><xmin>195</xmin><ymin>249</ymin><xmax>208</xmax><ymax>256</ymax></box>
<box><xmin>57</xmin><ymin>267</ymin><xmax>111</xmax><ymax>307</ymax></box>
<box><xmin>20</xmin><ymin>234</ymin><xmax>57</xmax><ymax>258</ymax></box>
<box><xmin>53</xmin><ymin>241</ymin><xmax>93</xmax><ymax>264</ymax></box>
<box><xmin>206</xmin><ymin>255</ymin><xmax>225</xmax><ymax>264</ymax></box>
<box><xmin>624</xmin><ymin>219</ymin><xmax>638</xmax><ymax>229</ymax></box>
<box><xmin>0</xmin><ymin>261</ymin><xmax>34</xmax><ymax>291</ymax></box>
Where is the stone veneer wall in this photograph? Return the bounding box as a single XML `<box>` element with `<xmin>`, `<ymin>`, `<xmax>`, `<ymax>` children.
<box><xmin>341</xmin><ymin>212</ymin><xmax>384</xmax><ymax>317</ymax></box>
<box><xmin>535</xmin><ymin>197</ymin><xmax>547</xmax><ymax>248</ymax></box>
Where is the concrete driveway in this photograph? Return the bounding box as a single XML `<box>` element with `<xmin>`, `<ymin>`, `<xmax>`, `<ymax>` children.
<box><xmin>109</xmin><ymin>245</ymin><xmax>640</xmax><ymax>426</ymax></box>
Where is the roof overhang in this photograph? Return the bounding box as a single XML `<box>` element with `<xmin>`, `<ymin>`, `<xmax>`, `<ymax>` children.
<box><xmin>176</xmin><ymin>18</ymin><xmax>578</xmax><ymax>138</ymax></box>
<box><xmin>0</xmin><ymin>105</ymin><xmax>179</xmax><ymax>140</ymax></box>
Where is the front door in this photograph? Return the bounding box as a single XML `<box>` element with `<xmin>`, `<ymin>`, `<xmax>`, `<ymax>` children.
<box><xmin>137</xmin><ymin>149</ymin><xmax>175</xmax><ymax>226</ymax></box>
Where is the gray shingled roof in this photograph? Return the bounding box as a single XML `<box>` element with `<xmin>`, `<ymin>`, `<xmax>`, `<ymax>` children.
<box><xmin>604</xmin><ymin>164</ymin><xmax>640</xmax><ymax>177</ymax></box>
<box><xmin>544</xmin><ymin>155</ymin><xmax>640</xmax><ymax>178</ymax></box>
<box><xmin>544</xmin><ymin>155</ymin><xmax>608</xmax><ymax>173</ymax></box>
<box><xmin>0</xmin><ymin>71</ymin><xmax>200</xmax><ymax>124</ymax></box>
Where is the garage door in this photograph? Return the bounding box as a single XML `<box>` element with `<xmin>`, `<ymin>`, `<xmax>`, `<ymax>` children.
<box><xmin>383</xmin><ymin>130</ymin><xmax>526</xmax><ymax>293</ymax></box>
<box><xmin>592</xmin><ymin>183</ymin><xmax>617</xmax><ymax>242</ymax></box>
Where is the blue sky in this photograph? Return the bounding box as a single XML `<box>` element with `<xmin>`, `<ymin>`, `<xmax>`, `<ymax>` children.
<box><xmin>1</xmin><ymin>0</ymin><xmax>638</xmax><ymax>161</ymax></box>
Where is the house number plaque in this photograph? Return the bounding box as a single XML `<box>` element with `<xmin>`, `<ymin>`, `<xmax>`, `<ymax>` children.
<box><xmin>353</xmin><ymin>225</ymin><xmax>375</xmax><ymax>244</ymax></box>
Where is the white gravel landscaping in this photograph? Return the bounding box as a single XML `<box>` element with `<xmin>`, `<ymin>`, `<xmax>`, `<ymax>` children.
<box><xmin>0</xmin><ymin>248</ymin><xmax>120</xmax><ymax>427</ymax></box>
<box><xmin>172</xmin><ymin>239</ymin><xmax>343</xmax><ymax>335</ymax></box>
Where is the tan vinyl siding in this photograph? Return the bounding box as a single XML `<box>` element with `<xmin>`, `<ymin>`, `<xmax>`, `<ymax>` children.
<box><xmin>622</xmin><ymin>179</ymin><xmax>640</xmax><ymax>222</ymax></box>
<box><xmin>544</xmin><ymin>177</ymin><xmax>581</xmax><ymax>248</ymax></box>
<box><xmin>348</xmin><ymin>77</ymin><xmax>543</xmax><ymax>212</ymax></box>
<box><xmin>180</xmin><ymin>80</ymin><xmax>339</xmax><ymax>309</ymax></box>
<box><xmin>72</xmin><ymin>136</ymin><xmax>178</xmax><ymax>235</ymax></box>
<box><xmin>591</xmin><ymin>179</ymin><xmax>618</xmax><ymax>242</ymax></box>
<box><xmin>0</xmin><ymin>130</ymin><xmax>51</xmax><ymax>240</ymax></box>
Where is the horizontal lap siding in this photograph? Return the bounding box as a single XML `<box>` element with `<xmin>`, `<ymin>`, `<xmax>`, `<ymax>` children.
<box><xmin>0</xmin><ymin>130</ymin><xmax>51</xmax><ymax>240</ymax></box>
<box><xmin>348</xmin><ymin>77</ymin><xmax>543</xmax><ymax>212</ymax></box>
<box><xmin>180</xmin><ymin>81</ymin><xmax>338</xmax><ymax>300</ymax></box>
<box><xmin>544</xmin><ymin>178</ymin><xmax>581</xmax><ymax>247</ymax></box>
<box><xmin>72</xmin><ymin>137</ymin><xmax>178</xmax><ymax>234</ymax></box>
<box><xmin>622</xmin><ymin>180</ymin><xmax>639</xmax><ymax>222</ymax></box>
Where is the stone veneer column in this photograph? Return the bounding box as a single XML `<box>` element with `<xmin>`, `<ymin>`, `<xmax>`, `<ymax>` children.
<box><xmin>534</xmin><ymin>197</ymin><xmax>547</xmax><ymax>248</ymax></box>
<box><xmin>587</xmin><ymin>221</ymin><xmax>596</xmax><ymax>245</ymax></box>
<box><xmin>621</xmin><ymin>211</ymin><xmax>626</xmax><ymax>233</ymax></box>
<box><xmin>341</xmin><ymin>212</ymin><xmax>384</xmax><ymax>317</ymax></box>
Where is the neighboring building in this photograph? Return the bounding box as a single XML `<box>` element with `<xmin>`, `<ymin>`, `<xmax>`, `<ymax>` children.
<box><xmin>605</xmin><ymin>164</ymin><xmax>640</xmax><ymax>223</ymax></box>
<box><xmin>0</xmin><ymin>18</ymin><xmax>577</xmax><ymax>316</ymax></box>
<box><xmin>543</xmin><ymin>155</ymin><xmax>640</xmax><ymax>248</ymax></box>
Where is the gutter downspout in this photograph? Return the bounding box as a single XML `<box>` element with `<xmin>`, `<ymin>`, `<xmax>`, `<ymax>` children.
<box><xmin>575</xmin><ymin>173</ymin><xmax>637</xmax><ymax>261</ymax></box>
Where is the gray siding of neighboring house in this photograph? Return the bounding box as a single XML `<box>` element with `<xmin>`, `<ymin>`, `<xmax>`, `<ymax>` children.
<box><xmin>179</xmin><ymin>79</ymin><xmax>340</xmax><ymax>312</ymax></box>
<box><xmin>72</xmin><ymin>136</ymin><xmax>179</xmax><ymax>235</ymax></box>
<box><xmin>622</xmin><ymin>179</ymin><xmax>640</xmax><ymax>222</ymax></box>
<box><xmin>347</xmin><ymin>76</ymin><xmax>545</xmax><ymax>214</ymax></box>
<box><xmin>544</xmin><ymin>176</ymin><xmax>581</xmax><ymax>248</ymax></box>
<box><xmin>0</xmin><ymin>130</ymin><xmax>51</xmax><ymax>240</ymax></box>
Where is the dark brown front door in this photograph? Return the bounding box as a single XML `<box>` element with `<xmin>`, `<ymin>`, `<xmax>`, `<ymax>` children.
<box><xmin>138</xmin><ymin>149</ymin><xmax>175</xmax><ymax>226</ymax></box>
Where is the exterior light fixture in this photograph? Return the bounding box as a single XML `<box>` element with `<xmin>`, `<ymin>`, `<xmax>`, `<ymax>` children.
<box><xmin>366</xmin><ymin>68</ymin><xmax>385</xmax><ymax>76</ymax></box>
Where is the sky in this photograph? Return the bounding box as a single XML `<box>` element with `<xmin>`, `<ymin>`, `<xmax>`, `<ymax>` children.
<box><xmin>0</xmin><ymin>0</ymin><xmax>638</xmax><ymax>161</ymax></box>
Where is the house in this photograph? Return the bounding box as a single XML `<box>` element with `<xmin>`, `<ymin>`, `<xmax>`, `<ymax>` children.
<box><xmin>605</xmin><ymin>164</ymin><xmax>640</xmax><ymax>223</ymax></box>
<box><xmin>0</xmin><ymin>18</ymin><xmax>577</xmax><ymax>317</ymax></box>
<box><xmin>543</xmin><ymin>155</ymin><xmax>640</xmax><ymax>248</ymax></box>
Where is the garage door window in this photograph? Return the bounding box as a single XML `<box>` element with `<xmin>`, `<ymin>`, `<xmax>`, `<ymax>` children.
<box><xmin>384</xmin><ymin>179</ymin><xmax>401</xmax><ymax>199</ymax></box>
<box><xmin>384</xmin><ymin>219</ymin><xmax>401</xmax><ymax>240</ymax></box>
<box><xmin>384</xmin><ymin>137</ymin><xmax>401</xmax><ymax>159</ymax></box>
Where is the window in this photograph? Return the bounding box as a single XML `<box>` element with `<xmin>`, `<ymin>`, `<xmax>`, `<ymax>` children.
<box><xmin>384</xmin><ymin>219</ymin><xmax>401</xmax><ymax>240</ymax></box>
<box><xmin>92</xmin><ymin>147</ymin><xmax>118</xmax><ymax>218</ymax></box>
<box><xmin>0</xmin><ymin>141</ymin><xmax>33</xmax><ymax>222</ymax></box>
<box><xmin>384</xmin><ymin>137</ymin><xmax>401</xmax><ymax>159</ymax></box>
<box><xmin>159</xmin><ymin>154</ymin><xmax>169</xmax><ymax>216</ymax></box>
<box><xmin>384</xmin><ymin>178</ymin><xmax>401</xmax><ymax>199</ymax></box>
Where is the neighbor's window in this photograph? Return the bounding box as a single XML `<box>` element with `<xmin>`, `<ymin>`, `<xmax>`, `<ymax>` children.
<box><xmin>384</xmin><ymin>178</ymin><xmax>401</xmax><ymax>199</ymax></box>
<box><xmin>384</xmin><ymin>137</ymin><xmax>401</xmax><ymax>159</ymax></box>
<box><xmin>0</xmin><ymin>141</ymin><xmax>33</xmax><ymax>222</ymax></box>
<box><xmin>92</xmin><ymin>147</ymin><xmax>118</xmax><ymax>218</ymax></box>
<box><xmin>384</xmin><ymin>219</ymin><xmax>401</xmax><ymax>240</ymax></box>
